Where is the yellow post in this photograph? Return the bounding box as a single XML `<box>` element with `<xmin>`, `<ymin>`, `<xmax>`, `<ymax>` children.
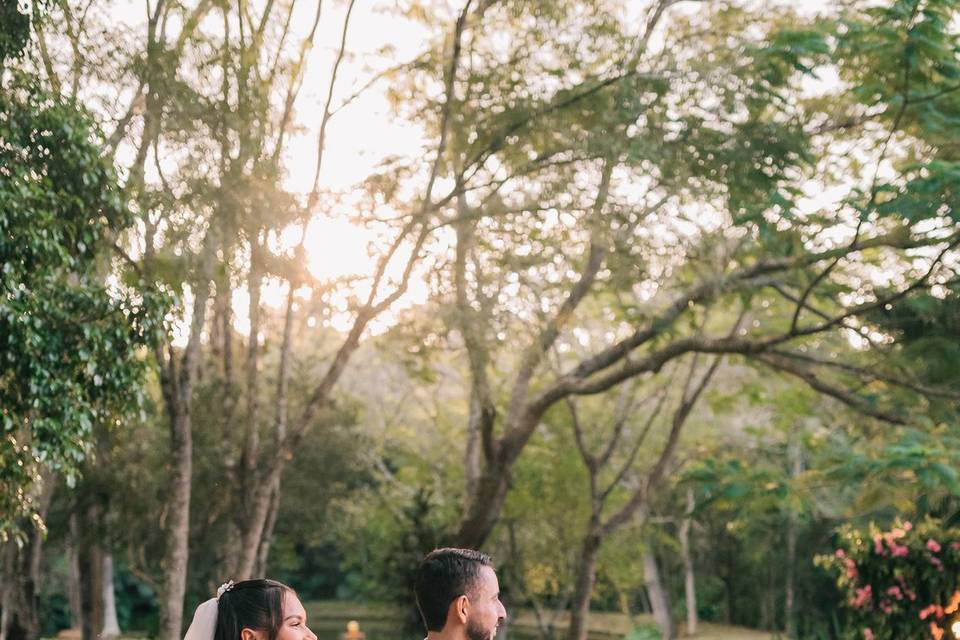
<box><xmin>341</xmin><ymin>620</ymin><xmax>365</xmax><ymax>640</ymax></box>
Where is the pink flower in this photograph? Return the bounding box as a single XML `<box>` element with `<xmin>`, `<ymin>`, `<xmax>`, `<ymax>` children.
<box><xmin>931</xmin><ymin>556</ymin><xmax>944</xmax><ymax>572</ymax></box>
<box><xmin>863</xmin><ymin>628</ymin><xmax>874</xmax><ymax>640</ymax></box>
<box><xmin>890</xmin><ymin>543</ymin><xmax>909</xmax><ymax>557</ymax></box>
<box><xmin>887</xmin><ymin>586</ymin><xmax>903</xmax><ymax>600</ymax></box>
<box><xmin>920</xmin><ymin>604</ymin><xmax>944</xmax><ymax>620</ymax></box>
<box><xmin>890</xmin><ymin>527</ymin><xmax>906</xmax><ymax>539</ymax></box>
<box><xmin>903</xmin><ymin>521</ymin><xmax>913</xmax><ymax>531</ymax></box>
<box><xmin>874</xmin><ymin>534</ymin><xmax>886</xmax><ymax>555</ymax></box>
<box><xmin>852</xmin><ymin>585</ymin><xmax>873</xmax><ymax>609</ymax></box>
<box><xmin>845</xmin><ymin>558</ymin><xmax>858</xmax><ymax>579</ymax></box>
<box><xmin>880</xmin><ymin>600</ymin><xmax>894</xmax><ymax>614</ymax></box>
<box><xmin>927</xmin><ymin>539</ymin><xmax>941</xmax><ymax>553</ymax></box>
<box><xmin>835</xmin><ymin>548</ymin><xmax>845</xmax><ymax>558</ymax></box>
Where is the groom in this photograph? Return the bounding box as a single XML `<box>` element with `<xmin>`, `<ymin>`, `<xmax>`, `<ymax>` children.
<box><xmin>414</xmin><ymin>548</ymin><xmax>508</xmax><ymax>640</ymax></box>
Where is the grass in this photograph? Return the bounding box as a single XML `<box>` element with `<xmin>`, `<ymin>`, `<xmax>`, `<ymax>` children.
<box><xmin>303</xmin><ymin>601</ymin><xmax>778</xmax><ymax>640</ymax></box>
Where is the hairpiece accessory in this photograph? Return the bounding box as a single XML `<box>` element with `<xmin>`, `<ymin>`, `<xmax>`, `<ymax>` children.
<box><xmin>216</xmin><ymin>580</ymin><xmax>235</xmax><ymax>600</ymax></box>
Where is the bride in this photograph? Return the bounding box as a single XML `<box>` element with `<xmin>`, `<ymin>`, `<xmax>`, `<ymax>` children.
<box><xmin>184</xmin><ymin>579</ymin><xmax>318</xmax><ymax>640</ymax></box>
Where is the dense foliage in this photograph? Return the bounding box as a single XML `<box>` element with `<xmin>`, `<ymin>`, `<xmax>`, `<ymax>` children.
<box><xmin>0</xmin><ymin>12</ymin><xmax>163</xmax><ymax>540</ymax></box>
<box><xmin>820</xmin><ymin>519</ymin><xmax>960</xmax><ymax>640</ymax></box>
<box><xmin>3</xmin><ymin>0</ymin><xmax>960</xmax><ymax>639</ymax></box>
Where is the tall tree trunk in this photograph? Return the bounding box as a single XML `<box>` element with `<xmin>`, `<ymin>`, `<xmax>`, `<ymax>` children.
<box><xmin>566</xmin><ymin>529</ymin><xmax>601</xmax><ymax>640</ymax></box>
<box><xmin>785</xmin><ymin>427</ymin><xmax>803</xmax><ymax>639</ymax></box>
<box><xmin>0</xmin><ymin>541</ymin><xmax>15</xmax><ymax>640</ymax></box>
<box><xmin>238</xmin><ymin>258</ymin><xmax>296</xmax><ymax>580</ymax></box>
<box><xmin>219</xmin><ymin>278</ymin><xmax>241</xmax><ymax>579</ymax></box>
<box><xmin>763</xmin><ymin>556</ymin><xmax>775</xmax><ymax>631</ymax></box>
<box><xmin>67</xmin><ymin>514</ymin><xmax>84</xmax><ymax>631</ymax></box>
<box><xmin>159</xmin><ymin>407</ymin><xmax>193</xmax><ymax>640</ymax></box>
<box><xmin>723</xmin><ymin>550</ymin><xmax>736</xmax><ymax>624</ymax></box>
<box><xmin>254</xmin><ymin>482</ymin><xmax>281</xmax><ymax>577</ymax></box>
<box><xmin>679</xmin><ymin>488</ymin><xmax>697</xmax><ymax>636</ymax></box>
<box><xmin>79</xmin><ymin>503</ymin><xmax>104</xmax><ymax>640</ymax></box>
<box><xmin>463</xmin><ymin>395</ymin><xmax>483</xmax><ymax>511</ymax></box>
<box><xmin>1</xmin><ymin>474</ymin><xmax>55</xmax><ymax>640</ymax></box>
<box><xmin>643</xmin><ymin>548</ymin><xmax>674</xmax><ymax>640</ymax></box>
<box><xmin>234</xmin><ymin>254</ymin><xmax>264</xmax><ymax>580</ymax></box>
<box><xmin>101</xmin><ymin>553</ymin><xmax>121</xmax><ymax>639</ymax></box>
<box><xmin>785</xmin><ymin>522</ymin><xmax>797</xmax><ymax>637</ymax></box>
<box><xmin>243</xmin><ymin>249</ymin><xmax>263</xmax><ymax>487</ymax></box>
<box><xmin>455</xmin><ymin>458</ymin><xmax>512</xmax><ymax>549</ymax></box>
<box><xmin>157</xmin><ymin>228</ymin><xmax>217</xmax><ymax>640</ymax></box>
<box><xmin>236</xmin><ymin>462</ymin><xmax>283</xmax><ymax>579</ymax></box>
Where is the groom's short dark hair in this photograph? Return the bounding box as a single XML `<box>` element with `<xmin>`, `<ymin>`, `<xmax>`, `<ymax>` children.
<box><xmin>414</xmin><ymin>547</ymin><xmax>492</xmax><ymax>632</ymax></box>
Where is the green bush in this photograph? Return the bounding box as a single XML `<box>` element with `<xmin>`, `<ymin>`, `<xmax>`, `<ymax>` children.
<box><xmin>624</xmin><ymin>624</ymin><xmax>661</xmax><ymax>640</ymax></box>
<box><xmin>818</xmin><ymin>518</ymin><xmax>960</xmax><ymax>640</ymax></box>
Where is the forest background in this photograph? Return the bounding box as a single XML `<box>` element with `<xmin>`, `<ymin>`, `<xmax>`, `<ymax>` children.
<box><xmin>2</xmin><ymin>0</ymin><xmax>960</xmax><ymax>639</ymax></box>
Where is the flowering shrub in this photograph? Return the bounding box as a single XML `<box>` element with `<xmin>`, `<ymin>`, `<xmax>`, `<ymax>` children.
<box><xmin>818</xmin><ymin>519</ymin><xmax>960</xmax><ymax>640</ymax></box>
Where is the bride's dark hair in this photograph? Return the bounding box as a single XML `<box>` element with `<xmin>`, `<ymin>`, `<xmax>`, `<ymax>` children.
<box><xmin>215</xmin><ymin>579</ymin><xmax>293</xmax><ymax>640</ymax></box>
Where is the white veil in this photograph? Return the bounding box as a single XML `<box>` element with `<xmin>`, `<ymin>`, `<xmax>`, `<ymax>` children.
<box><xmin>183</xmin><ymin>582</ymin><xmax>233</xmax><ymax>640</ymax></box>
<box><xmin>183</xmin><ymin>599</ymin><xmax>218</xmax><ymax>640</ymax></box>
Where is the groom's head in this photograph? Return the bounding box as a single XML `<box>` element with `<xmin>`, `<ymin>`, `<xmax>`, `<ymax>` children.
<box><xmin>414</xmin><ymin>548</ymin><xmax>506</xmax><ymax>639</ymax></box>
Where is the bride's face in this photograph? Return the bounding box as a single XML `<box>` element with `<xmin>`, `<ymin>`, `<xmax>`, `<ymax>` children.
<box><xmin>275</xmin><ymin>592</ymin><xmax>317</xmax><ymax>640</ymax></box>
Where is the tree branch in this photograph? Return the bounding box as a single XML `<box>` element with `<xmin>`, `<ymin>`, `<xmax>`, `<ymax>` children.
<box><xmin>767</xmin><ymin>349</ymin><xmax>960</xmax><ymax>402</ymax></box>
<box><xmin>753</xmin><ymin>353</ymin><xmax>907</xmax><ymax>425</ymax></box>
<box><xmin>308</xmin><ymin>0</ymin><xmax>357</xmax><ymax>207</ymax></box>
<box><xmin>502</xmin><ymin>158</ymin><xmax>613</xmax><ymax>437</ymax></box>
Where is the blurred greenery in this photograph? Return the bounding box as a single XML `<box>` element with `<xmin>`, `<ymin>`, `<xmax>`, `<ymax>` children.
<box><xmin>3</xmin><ymin>1</ymin><xmax>960</xmax><ymax>640</ymax></box>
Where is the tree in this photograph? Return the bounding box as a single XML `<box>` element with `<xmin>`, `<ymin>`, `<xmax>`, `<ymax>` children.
<box><xmin>820</xmin><ymin>518</ymin><xmax>960</xmax><ymax>640</ymax></box>
<box><xmin>0</xmin><ymin>5</ymin><xmax>163</xmax><ymax>638</ymax></box>
<box><xmin>32</xmin><ymin>1</ymin><xmax>502</xmax><ymax>635</ymax></box>
<box><xmin>378</xmin><ymin>0</ymin><xmax>960</xmax><ymax>552</ymax></box>
<box><xmin>560</xmin><ymin>349</ymin><xmax>722</xmax><ymax>640</ymax></box>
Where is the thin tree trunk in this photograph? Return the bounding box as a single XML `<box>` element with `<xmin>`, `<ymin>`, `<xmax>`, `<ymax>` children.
<box><xmin>234</xmin><ymin>252</ymin><xmax>264</xmax><ymax>580</ymax></box>
<box><xmin>643</xmin><ymin>548</ymin><xmax>674</xmax><ymax>640</ymax></box>
<box><xmin>464</xmin><ymin>395</ymin><xmax>483</xmax><ymax>510</ymax></box>
<box><xmin>243</xmin><ymin>247</ymin><xmax>263</xmax><ymax>483</ymax></box>
<box><xmin>238</xmin><ymin>266</ymin><xmax>295</xmax><ymax>580</ymax></box>
<box><xmin>0</xmin><ymin>542</ymin><xmax>15</xmax><ymax>640</ymax></box>
<box><xmin>236</xmin><ymin>465</ymin><xmax>279</xmax><ymax>579</ymax></box>
<box><xmin>218</xmin><ymin>275</ymin><xmax>241</xmax><ymax>581</ymax></box>
<box><xmin>1</xmin><ymin>473</ymin><xmax>56</xmax><ymax>640</ymax></box>
<box><xmin>252</xmin><ymin>275</ymin><xmax>296</xmax><ymax>578</ymax></box>
<box><xmin>157</xmin><ymin>227</ymin><xmax>217</xmax><ymax>640</ymax></box>
<box><xmin>80</xmin><ymin>503</ymin><xmax>104</xmax><ymax>640</ymax></box>
<box><xmin>67</xmin><ymin>513</ymin><xmax>84</xmax><ymax>631</ymax></box>
<box><xmin>723</xmin><ymin>565</ymin><xmax>735</xmax><ymax>625</ymax></box>
<box><xmin>785</xmin><ymin>427</ymin><xmax>802</xmax><ymax>639</ymax></box>
<box><xmin>679</xmin><ymin>488</ymin><xmax>697</xmax><ymax>636</ymax></box>
<box><xmin>455</xmin><ymin>457</ymin><xmax>513</xmax><ymax>549</ymax></box>
<box><xmin>254</xmin><ymin>482</ymin><xmax>281</xmax><ymax>577</ymax></box>
<box><xmin>763</xmin><ymin>557</ymin><xmax>775</xmax><ymax>631</ymax></box>
<box><xmin>785</xmin><ymin>521</ymin><xmax>797</xmax><ymax>637</ymax></box>
<box><xmin>566</xmin><ymin>529</ymin><xmax>601</xmax><ymax>640</ymax></box>
<box><xmin>158</xmin><ymin>407</ymin><xmax>193</xmax><ymax>640</ymax></box>
<box><xmin>101</xmin><ymin>553</ymin><xmax>121</xmax><ymax>639</ymax></box>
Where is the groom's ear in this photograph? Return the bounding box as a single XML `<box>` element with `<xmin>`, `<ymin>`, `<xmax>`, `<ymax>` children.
<box><xmin>451</xmin><ymin>594</ymin><xmax>470</xmax><ymax>625</ymax></box>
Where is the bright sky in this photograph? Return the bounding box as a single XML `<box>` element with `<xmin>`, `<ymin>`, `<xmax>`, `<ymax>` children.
<box><xmin>258</xmin><ymin>2</ymin><xmax>433</xmax><ymax>332</ymax></box>
<box><xmin>107</xmin><ymin>0</ymin><xmax>910</xmax><ymax>345</ymax></box>
<box><xmin>132</xmin><ymin>1</ymin><xmax>438</xmax><ymax>338</ymax></box>
<box><xmin>221</xmin><ymin>0</ymin><xmax>867</xmax><ymax>339</ymax></box>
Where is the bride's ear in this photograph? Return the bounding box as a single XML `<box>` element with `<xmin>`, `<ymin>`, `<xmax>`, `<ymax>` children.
<box><xmin>240</xmin><ymin>628</ymin><xmax>264</xmax><ymax>640</ymax></box>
